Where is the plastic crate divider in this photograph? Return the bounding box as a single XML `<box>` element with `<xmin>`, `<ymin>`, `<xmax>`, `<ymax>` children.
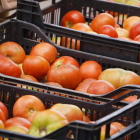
<box><xmin>17</xmin><ymin>0</ymin><xmax>45</xmax><ymax>30</ymax></box>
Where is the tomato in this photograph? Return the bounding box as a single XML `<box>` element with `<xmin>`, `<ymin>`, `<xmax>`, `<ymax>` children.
<box><xmin>134</xmin><ymin>34</ymin><xmax>140</xmax><ymax>42</ymax></box>
<box><xmin>129</xmin><ymin>22</ymin><xmax>140</xmax><ymax>39</ymax></box>
<box><xmin>22</xmin><ymin>56</ymin><xmax>50</xmax><ymax>80</ymax></box>
<box><xmin>123</xmin><ymin>16</ymin><xmax>140</xmax><ymax>31</ymax></box>
<box><xmin>90</xmin><ymin>13</ymin><xmax>115</xmax><ymax>33</ymax></box>
<box><xmin>51</xmin><ymin>56</ymin><xmax>79</xmax><ymax>68</ymax></box>
<box><xmin>75</xmin><ymin>78</ymin><xmax>96</xmax><ymax>93</ymax></box>
<box><xmin>5</xmin><ymin>126</ymin><xmax>29</xmax><ymax>134</ymax></box>
<box><xmin>82</xmin><ymin>114</ymin><xmax>91</xmax><ymax>122</ymax></box>
<box><xmin>61</xmin><ymin>10</ymin><xmax>85</xmax><ymax>28</ymax></box>
<box><xmin>0</xmin><ymin>120</ymin><xmax>5</xmax><ymax>140</ymax></box>
<box><xmin>62</xmin><ymin>37</ymin><xmax>80</xmax><ymax>50</ymax></box>
<box><xmin>30</xmin><ymin>42</ymin><xmax>58</xmax><ymax>64</ymax></box>
<box><xmin>80</xmin><ymin>61</ymin><xmax>102</xmax><ymax>80</ymax></box>
<box><xmin>20</xmin><ymin>75</ymin><xmax>38</xmax><ymax>82</ymax></box>
<box><xmin>27</xmin><ymin>111</ymin><xmax>40</xmax><ymax>123</ymax></box>
<box><xmin>71</xmin><ymin>23</ymin><xmax>93</xmax><ymax>32</ymax></box>
<box><xmin>98</xmin><ymin>68</ymin><xmax>140</xmax><ymax>88</ymax></box>
<box><xmin>45</xmin><ymin>82</ymin><xmax>64</xmax><ymax>96</ymax></box>
<box><xmin>115</xmin><ymin>23</ymin><xmax>121</xmax><ymax>28</ymax></box>
<box><xmin>47</xmin><ymin>64</ymin><xmax>82</xmax><ymax>89</ymax></box>
<box><xmin>51</xmin><ymin>104</ymin><xmax>83</xmax><ymax>122</ymax></box>
<box><xmin>87</xmin><ymin>80</ymin><xmax>115</xmax><ymax>95</ymax></box>
<box><xmin>0</xmin><ymin>109</ymin><xmax>6</xmax><ymax>123</ymax></box>
<box><xmin>0</xmin><ymin>101</ymin><xmax>8</xmax><ymax>120</ymax></box>
<box><xmin>4</xmin><ymin>117</ymin><xmax>31</xmax><ymax>129</ymax></box>
<box><xmin>99</xmin><ymin>25</ymin><xmax>118</xmax><ymax>38</ymax></box>
<box><xmin>118</xmin><ymin>37</ymin><xmax>133</xmax><ymax>41</ymax></box>
<box><xmin>111</xmin><ymin>122</ymin><xmax>125</xmax><ymax>131</ymax></box>
<box><xmin>115</xmin><ymin>28</ymin><xmax>129</xmax><ymax>38</ymax></box>
<box><xmin>13</xmin><ymin>95</ymin><xmax>45</xmax><ymax>118</ymax></box>
<box><xmin>101</xmin><ymin>124</ymin><xmax>120</xmax><ymax>140</ymax></box>
<box><xmin>0</xmin><ymin>57</ymin><xmax>21</xmax><ymax>78</ymax></box>
<box><xmin>123</xmin><ymin>95</ymin><xmax>137</xmax><ymax>103</ymax></box>
<box><xmin>0</xmin><ymin>41</ymin><xmax>26</xmax><ymax>64</ymax></box>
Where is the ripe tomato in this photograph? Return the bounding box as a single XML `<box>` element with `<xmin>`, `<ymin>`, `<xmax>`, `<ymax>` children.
<box><xmin>134</xmin><ymin>34</ymin><xmax>140</xmax><ymax>42</ymax></box>
<box><xmin>75</xmin><ymin>78</ymin><xmax>96</xmax><ymax>93</ymax></box>
<box><xmin>71</xmin><ymin>23</ymin><xmax>93</xmax><ymax>32</ymax></box>
<box><xmin>47</xmin><ymin>64</ymin><xmax>82</xmax><ymax>89</ymax></box>
<box><xmin>62</xmin><ymin>37</ymin><xmax>80</xmax><ymax>50</ymax></box>
<box><xmin>129</xmin><ymin>22</ymin><xmax>140</xmax><ymax>39</ymax></box>
<box><xmin>82</xmin><ymin>114</ymin><xmax>90</xmax><ymax>122</ymax></box>
<box><xmin>90</xmin><ymin>13</ymin><xmax>115</xmax><ymax>33</ymax></box>
<box><xmin>4</xmin><ymin>117</ymin><xmax>31</xmax><ymax>129</ymax></box>
<box><xmin>51</xmin><ymin>56</ymin><xmax>79</xmax><ymax>68</ymax></box>
<box><xmin>20</xmin><ymin>75</ymin><xmax>38</xmax><ymax>82</ymax></box>
<box><xmin>13</xmin><ymin>95</ymin><xmax>45</xmax><ymax>118</ymax></box>
<box><xmin>80</xmin><ymin>61</ymin><xmax>102</xmax><ymax>80</ymax></box>
<box><xmin>0</xmin><ymin>41</ymin><xmax>26</xmax><ymax>64</ymax></box>
<box><xmin>123</xmin><ymin>16</ymin><xmax>140</xmax><ymax>31</ymax></box>
<box><xmin>51</xmin><ymin>104</ymin><xmax>83</xmax><ymax>122</ymax></box>
<box><xmin>101</xmin><ymin>124</ymin><xmax>120</xmax><ymax>140</ymax></box>
<box><xmin>30</xmin><ymin>42</ymin><xmax>58</xmax><ymax>64</ymax></box>
<box><xmin>0</xmin><ymin>57</ymin><xmax>21</xmax><ymax>78</ymax></box>
<box><xmin>99</xmin><ymin>25</ymin><xmax>118</xmax><ymax>38</ymax></box>
<box><xmin>22</xmin><ymin>56</ymin><xmax>50</xmax><ymax>80</ymax></box>
<box><xmin>0</xmin><ymin>101</ymin><xmax>8</xmax><ymax>120</ymax></box>
<box><xmin>61</xmin><ymin>10</ymin><xmax>85</xmax><ymax>28</ymax></box>
<box><xmin>0</xmin><ymin>109</ymin><xmax>6</xmax><ymax>123</ymax></box>
<box><xmin>27</xmin><ymin>111</ymin><xmax>40</xmax><ymax>123</ymax></box>
<box><xmin>87</xmin><ymin>80</ymin><xmax>115</xmax><ymax>95</ymax></box>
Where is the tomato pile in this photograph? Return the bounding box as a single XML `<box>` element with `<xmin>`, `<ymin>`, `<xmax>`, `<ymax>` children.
<box><xmin>58</xmin><ymin>10</ymin><xmax>140</xmax><ymax>57</ymax></box>
<box><xmin>0</xmin><ymin>41</ymin><xmax>140</xmax><ymax>103</ymax></box>
<box><xmin>0</xmin><ymin>95</ymin><xmax>126</xmax><ymax>139</ymax></box>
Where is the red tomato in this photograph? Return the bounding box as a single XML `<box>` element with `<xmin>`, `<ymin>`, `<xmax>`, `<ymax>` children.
<box><xmin>90</xmin><ymin>13</ymin><xmax>115</xmax><ymax>33</ymax></box>
<box><xmin>0</xmin><ymin>109</ymin><xmax>6</xmax><ymax>123</ymax></box>
<box><xmin>99</xmin><ymin>25</ymin><xmax>118</xmax><ymax>38</ymax></box>
<box><xmin>75</xmin><ymin>78</ymin><xmax>96</xmax><ymax>93</ymax></box>
<box><xmin>82</xmin><ymin>114</ymin><xmax>91</xmax><ymax>122</ymax></box>
<box><xmin>61</xmin><ymin>10</ymin><xmax>85</xmax><ymax>28</ymax></box>
<box><xmin>62</xmin><ymin>37</ymin><xmax>80</xmax><ymax>50</ymax></box>
<box><xmin>20</xmin><ymin>75</ymin><xmax>38</xmax><ymax>82</ymax></box>
<box><xmin>22</xmin><ymin>56</ymin><xmax>50</xmax><ymax>80</ymax></box>
<box><xmin>123</xmin><ymin>16</ymin><xmax>140</xmax><ymax>31</ymax></box>
<box><xmin>13</xmin><ymin>95</ymin><xmax>45</xmax><ymax>118</ymax></box>
<box><xmin>0</xmin><ymin>57</ymin><xmax>21</xmax><ymax>78</ymax></box>
<box><xmin>0</xmin><ymin>101</ymin><xmax>8</xmax><ymax>120</ymax></box>
<box><xmin>51</xmin><ymin>56</ymin><xmax>79</xmax><ymax>68</ymax></box>
<box><xmin>129</xmin><ymin>22</ymin><xmax>140</xmax><ymax>39</ymax></box>
<box><xmin>30</xmin><ymin>42</ymin><xmax>58</xmax><ymax>64</ymax></box>
<box><xmin>80</xmin><ymin>61</ymin><xmax>102</xmax><ymax>80</ymax></box>
<box><xmin>87</xmin><ymin>80</ymin><xmax>115</xmax><ymax>95</ymax></box>
<box><xmin>71</xmin><ymin>23</ymin><xmax>93</xmax><ymax>32</ymax></box>
<box><xmin>47</xmin><ymin>64</ymin><xmax>82</xmax><ymax>89</ymax></box>
<box><xmin>27</xmin><ymin>111</ymin><xmax>40</xmax><ymax>123</ymax></box>
<box><xmin>0</xmin><ymin>41</ymin><xmax>26</xmax><ymax>64</ymax></box>
<box><xmin>134</xmin><ymin>34</ymin><xmax>140</xmax><ymax>42</ymax></box>
<box><xmin>4</xmin><ymin>117</ymin><xmax>31</xmax><ymax>129</ymax></box>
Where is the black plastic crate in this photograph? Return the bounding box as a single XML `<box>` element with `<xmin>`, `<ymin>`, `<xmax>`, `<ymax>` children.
<box><xmin>0</xmin><ymin>19</ymin><xmax>140</xmax><ymax>98</ymax></box>
<box><xmin>1</xmin><ymin>83</ymin><xmax>140</xmax><ymax>140</ymax></box>
<box><xmin>1</xmin><ymin>18</ymin><xmax>140</xmax><ymax>140</ymax></box>
<box><xmin>17</xmin><ymin>0</ymin><xmax>140</xmax><ymax>62</ymax></box>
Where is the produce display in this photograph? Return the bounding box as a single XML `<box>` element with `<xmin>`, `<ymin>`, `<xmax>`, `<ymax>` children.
<box><xmin>1</xmin><ymin>0</ymin><xmax>140</xmax><ymax>139</ymax></box>
<box><xmin>0</xmin><ymin>95</ymin><xmax>126</xmax><ymax>139</ymax></box>
<box><xmin>0</xmin><ymin>41</ymin><xmax>140</xmax><ymax>103</ymax></box>
<box><xmin>55</xmin><ymin>10</ymin><xmax>140</xmax><ymax>54</ymax></box>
